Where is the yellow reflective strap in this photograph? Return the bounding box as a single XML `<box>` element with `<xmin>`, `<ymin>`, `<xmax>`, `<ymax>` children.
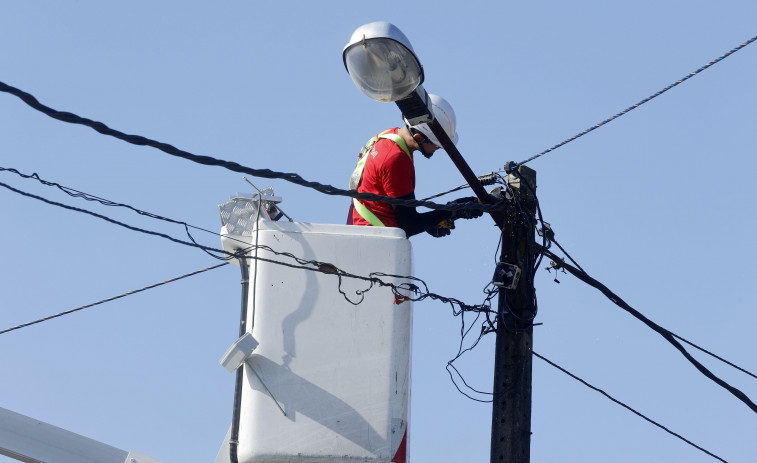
<box><xmin>378</xmin><ymin>133</ymin><xmax>411</xmax><ymax>160</ymax></box>
<box><xmin>349</xmin><ymin>154</ymin><xmax>369</xmax><ymax>190</ymax></box>
<box><xmin>353</xmin><ymin>198</ymin><xmax>385</xmax><ymax>227</ymax></box>
<box><xmin>349</xmin><ymin>129</ymin><xmax>392</xmax><ymax>190</ymax></box>
<box><xmin>349</xmin><ymin>129</ymin><xmax>412</xmax><ymax>227</ymax></box>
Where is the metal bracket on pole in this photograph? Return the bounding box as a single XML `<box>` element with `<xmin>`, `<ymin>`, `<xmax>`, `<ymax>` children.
<box><xmin>394</xmin><ymin>85</ymin><xmax>433</xmax><ymax>126</ymax></box>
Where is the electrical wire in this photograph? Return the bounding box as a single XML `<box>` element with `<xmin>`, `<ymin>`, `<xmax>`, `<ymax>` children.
<box><xmin>1</xmin><ymin>170</ymin><xmax>735</xmax><ymax>462</ymax></box>
<box><xmin>0</xmin><ymin>179</ymin><xmax>231</xmax><ymax>259</ymax></box>
<box><xmin>533</xmin><ymin>351</ymin><xmax>728</xmax><ymax>463</ymax></box>
<box><xmin>670</xmin><ymin>333</ymin><xmax>757</xmax><ymax>381</ymax></box>
<box><xmin>1</xmin><ymin>180</ymin><xmax>491</xmax><ymax>333</ymax></box>
<box><xmin>15</xmin><ymin>165</ymin><xmax>754</xmax><ymax>408</ymax></box>
<box><xmin>14</xmin><ymin>163</ymin><xmax>754</xmax><ymax>408</ymax></box>
<box><xmin>516</xmin><ymin>34</ymin><xmax>757</xmax><ymax>167</ymax></box>
<box><xmin>443</xmin><ymin>169</ymin><xmax>546</xmax><ymax>400</ymax></box>
<box><xmin>0</xmin><ymin>81</ymin><xmax>497</xmax><ymax>215</ymax></box>
<box><xmin>445</xmin><ymin>284</ymin><xmax>500</xmax><ymax>402</ymax></box>
<box><xmin>420</xmin><ymin>33</ymin><xmax>757</xmax><ymax>202</ymax></box>
<box><xmin>0</xmin><ymin>263</ymin><xmax>228</xmax><ymax>335</ymax></box>
<box><xmin>538</xmin><ymin>225</ymin><xmax>756</xmax><ymax>384</ymax></box>
<box><xmin>3</xmin><ymin>31</ymin><xmax>753</xmax><ymax>447</ymax></box>
<box><xmin>420</xmin><ymin>172</ymin><xmax>499</xmax><ymax>202</ymax></box>
<box><xmin>0</xmin><ymin>166</ymin><xmax>228</xmax><ymax>261</ymax></box>
<box><xmin>542</xmin><ymin>246</ymin><xmax>757</xmax><ymax>414</ymax></box>
<box><xmin>540</xmin><ymin>229</ymin><xmax>755</xmax><ymax>381</ymax></box>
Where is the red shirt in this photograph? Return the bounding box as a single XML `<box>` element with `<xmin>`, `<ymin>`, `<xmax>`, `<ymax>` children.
<box><xmin>349</xmin><ymin>128</ymin><xmax>414</xmax><ymax>227</ymax></box>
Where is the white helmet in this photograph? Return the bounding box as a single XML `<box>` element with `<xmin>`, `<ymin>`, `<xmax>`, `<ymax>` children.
<box><xmin>405</xmin><ymin>94</ymin><xmax>459</xmax><ymax>146</ymax></box>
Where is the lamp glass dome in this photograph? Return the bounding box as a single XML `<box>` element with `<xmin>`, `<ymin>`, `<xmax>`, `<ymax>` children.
<box><xmin>344</xmin><ymin>37</ymin><xmax>423</xmax><ymax>102</ymax></box>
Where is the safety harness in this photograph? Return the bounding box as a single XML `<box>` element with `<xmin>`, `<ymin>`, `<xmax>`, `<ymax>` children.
<box><xmin>349</xmin><ymin>129</ymin><xmax>411</xmax><ymax>227</ymax></box>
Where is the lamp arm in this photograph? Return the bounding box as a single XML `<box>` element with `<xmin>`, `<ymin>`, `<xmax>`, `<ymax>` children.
<box><xmin>426</xmin><ymin>119</ymin><xmax>505</xmax><ymax>229</ymax></box>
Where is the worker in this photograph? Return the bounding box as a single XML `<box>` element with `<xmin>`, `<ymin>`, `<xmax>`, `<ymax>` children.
<box><xmin>347</xmin><ymin>94</ymin><xmax>483</xmax><ymax>238</ymax></box>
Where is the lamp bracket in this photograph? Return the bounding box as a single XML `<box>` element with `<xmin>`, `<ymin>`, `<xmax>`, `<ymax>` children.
<box><xmin>395</xmin><ymin>85</ymin><xmax>433</xmax><ymax>126</ymax></box>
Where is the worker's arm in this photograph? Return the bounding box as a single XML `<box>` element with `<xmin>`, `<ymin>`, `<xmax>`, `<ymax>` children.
<box><xmin>392</xmin><ymin>192</ymin><xmax>453</xmax><ymax>237</ymax></box>
<box><xmin>393</xmin><ymin>194</ymin><xmax>485</xmax><ymax>238</ymax></box>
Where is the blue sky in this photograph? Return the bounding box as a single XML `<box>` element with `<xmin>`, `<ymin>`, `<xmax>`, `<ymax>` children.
<box><xmin>1</xmin><ymin>1</ymin><xmax>756</xmax><ymax>462</ymax></box>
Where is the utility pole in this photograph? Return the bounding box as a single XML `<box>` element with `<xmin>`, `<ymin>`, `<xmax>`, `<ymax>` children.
<box><xmin>490</xmin><ymin>165</ymin><xmax>537</xmax><ymax>463</ymax></box>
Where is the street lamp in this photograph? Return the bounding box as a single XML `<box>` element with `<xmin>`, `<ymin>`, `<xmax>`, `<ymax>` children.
<box><xmin>343</xmin><ymin>21</ymin><xmax>434</xmax><ymax>127</ymax></box>
<box><xmin>343</xmin><ymin>22</ymin><xmax>503</xmax><ymax>227</ymax></box>
<box><xmin>342</xmin><ymin>21</ymin><xmax>424</xmax><ymax>104</ymax></box>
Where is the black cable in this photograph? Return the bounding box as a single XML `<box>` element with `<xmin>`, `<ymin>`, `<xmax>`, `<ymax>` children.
<box><xmin>421</xmin><ymin>172</ymin><xmax>499</xmax><ymax>202</ymax></box>
<box><xmin>426</xmin><ymin>34</ymin><xmax>757</xmax><ymax>199</ymax></box>
<box><xmin>1</xmin><ymin>179</ymin><xmax>492</xmax><ymax>325</ymax></box>
<box><xmin>550</xmin><ymin>222</ymin><xmax>755</xmax><ymax>381</ymax></box>
<box><xmin>543</xmin><ymin>247</ymin><xmax>757</xmax><ymax>414</ymax></box>
<box><xmin>2</xmin><ymin>175</ymin><xmax>502</xmax><ymax>401</ymax></box>
<box><xmin>0</xmin><ymin>166</ymin><xmax>187</xmax><ymax>225</ymax></box>
<box><xmin>0</xmin><ymin>165</ymin><xmax>236</xmax><ymax>261</ymax></box>
<box><xmin>0</xmin><ymin>180</ymin><xmax>231</xmax><ymax>258</ymax></box>
<box><xmin>671</xmin><ymin>333</ymin><xmax>757</xmax><ymax>381</ymax></box>
<box><xmin>0</xmin><ymin>82</ymin><xmax>498</xmax><ymax>215</ymax></box>
<box><xmin>0</xmin><ymin>263</ymin><xmax>228</xmax><ymax>335</ymax></box>
<box><xmin>539</xmin><ymin>225</ymin><xmax>754</xmax><ymax>384</ymax></box>
<box><xmin>0</xmin><ymin>179</ymin><xmax>488</xmax><ymax>332</ymax></box>
<box><xmin>446</xmin><ymin>335</ymin><xmax>494</xmax><ymax>402</ymax></box>
<box><xmin>517</xmin><ymin>34</ymin><xmax>757</xmax><ymax>166</ymax></box>
<box><xmin>533</xmin><ymin>351</ymin><xmax>728</xmax><ymax>463</ymax></box>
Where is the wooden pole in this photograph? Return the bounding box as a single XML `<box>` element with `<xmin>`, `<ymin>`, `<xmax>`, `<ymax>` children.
<box><xmin>490</xmin><ymin>165</ymin><xmax>537</xmax><ymax>463</ymax></box>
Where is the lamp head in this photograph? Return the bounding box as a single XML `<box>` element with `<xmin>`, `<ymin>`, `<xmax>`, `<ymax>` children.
<box><xmin>343</xmin><ymin>21</ymin><xmax>424</xmax><ymax>102</ymax></box>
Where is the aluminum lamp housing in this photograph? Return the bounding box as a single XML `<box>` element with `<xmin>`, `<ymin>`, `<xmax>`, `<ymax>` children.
<box><xmin>343</xmin><ymin>21</ymin><xmax>424</xmax><ymax>102</ymax></box>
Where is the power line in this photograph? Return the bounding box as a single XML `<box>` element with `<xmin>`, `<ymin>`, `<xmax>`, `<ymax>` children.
<box><xmin>422</xmin><ymin>33</ymin><xmax>757</xmax><ymax>201</ymax></box>
<box><xmin>14</xmin><ymin>163</ymin><xmax>753</xmax><ymax>408</ymax></box>
<box><xmin>0</xmin><ymin>179</ymin><xmax>231</xmax><ymax>258</ymax></box>
<box><xmin>1</xmin><ymin>167</ymin><xmax>503</xmax><ymax>401</ymax></box>
<box><xmin>0</xmin><ymin>263</ymin><xmax>229</xmax><ymax>335</ymax></box>
<box><xmin>541</xmin><ymin>229</ymin><xmax>756</xmax><ymax>387</ymax></box>
<box><xmin>0</xmin><ymin>81</ymin><xmax>497</xmax><ymax>215</ymax></box>
<box><xmin>0</xmin><ymin>166</ymin><xmax>190</xmax><ymax>226</ymax></box>
<box><xmin>671</xmin><ymin>333</ymin><xmax>757</xmax><ymax>381</ymax></box>
<box><xmin>398</xmin><ymin>32</ymin><xmax>757</xmax><ymax>201</ymax></box>
<box><xmin>517</xmin><ymin>34</ymin><xmax>757</xmax><ymax>166</ymax></box>
<box><xmin>533</xmin><ymin>351</ymin><xmax>728</xmax><ymax>463</ymax></box>
<box><xmin>1</xmin><ymin>179</ymin><xmax>493</xmax><ymax>329</ymax></box>
<box><xmin>542</xmin><ymin>246</ymin><xmax>757</xmax><ymax>414</ymax></box>
<box><xmin>0</xmin><ymin>165</ymin><xmax>228</xmax><ymax>261</ymax></box>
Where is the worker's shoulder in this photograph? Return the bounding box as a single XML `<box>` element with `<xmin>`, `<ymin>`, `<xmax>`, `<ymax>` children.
<box><xmin>371</xmin><ymin>139</ymin><xmax>413</xmax><ymax>165</ymax></box>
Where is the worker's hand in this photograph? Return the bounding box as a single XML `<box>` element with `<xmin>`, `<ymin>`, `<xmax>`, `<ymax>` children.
<box><xmin>426</xmin><ymin>222</ymin><xmax>453</xmax><ymax>238</ymax></box>
<box><xmin>448</xmin><ymin>196</ymin><xmax>485</xmax><ymax>220</ymax></box>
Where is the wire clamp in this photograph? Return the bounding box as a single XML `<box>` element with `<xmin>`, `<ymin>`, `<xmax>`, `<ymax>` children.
<box><xmin>504</xmin><ymin>161</ymin><xmax>519</xmax><ymax>173</ymax></box>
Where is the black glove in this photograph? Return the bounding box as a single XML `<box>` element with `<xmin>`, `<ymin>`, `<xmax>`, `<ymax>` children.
<box><xmin>426</xmin><ymin>226</ymin><xmax>451</xmax><ymax>238</ymax></box>
<box><xmin>426</xmin><ymin>219</ymin><xmax>454</xmax><ymax>238</ymax></box>
<box><xmin>447</xmin><ymin>196</ymin><xmax>485</xmax><ymax>220</ymax></box>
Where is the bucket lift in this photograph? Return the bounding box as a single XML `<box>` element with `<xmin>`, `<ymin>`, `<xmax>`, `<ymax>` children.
<box><xmin>217</xmin><ymin>187</ymin><xmax>413</xmax><ymax>463</ymax></box>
